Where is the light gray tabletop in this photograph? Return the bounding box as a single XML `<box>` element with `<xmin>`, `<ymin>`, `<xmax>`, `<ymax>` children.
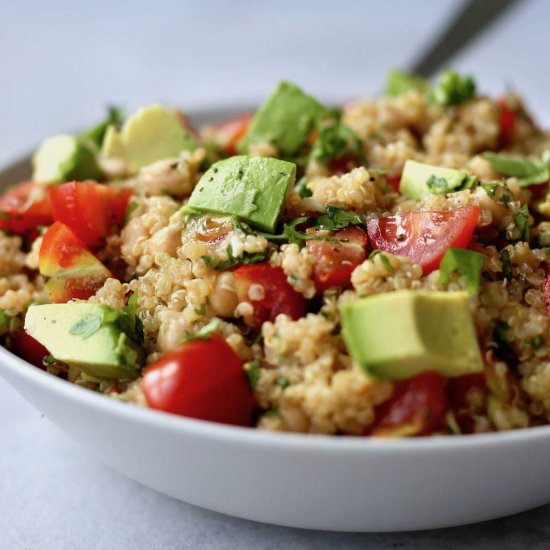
<box><xmin>2</xmin><ymin>1</ymin><xmax>550</xmax><ymax>548</ymax></box>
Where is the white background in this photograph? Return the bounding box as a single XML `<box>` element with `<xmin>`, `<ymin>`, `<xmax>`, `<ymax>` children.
<box><xmin>1</xmin><ymin>0</ymin><xmax>550</xmax><ymax>548</ymax></box>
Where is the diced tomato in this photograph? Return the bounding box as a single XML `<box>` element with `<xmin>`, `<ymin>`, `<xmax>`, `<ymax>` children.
<box><xmin>11</xmin><ymin>330</ymin><xmax>49</xmax><ymax>369</ymax></box>
<box><xmin>0</xmin><ymin>181</ymin><xmax>53</xmax><ymax>237</ymax></box>
<box><xmin>39</xmin><ymin>222</ymin><xmax>111</xmax><ymax>303</ymax></box>
<box><xmin>306</xmin><ymin>226</ymin><xmax>368</xmax><ymax>293</ymax></box>
<box><xmin>233</xmin><ymin>263</ymin><xmax>307</xmax><ymax>330</ymax></box>
<box><xmin>142</xmin><ymin>333</ymin><xmax>254</xmax><ymax>426</ymax></box>
<box><xmin>49</xmin><ymin>181</ymin><xmax>134</xmax><ymax>249</ymax></box>
<box><xmin>366</xmin><ymin>206</ymin><xmax>480</xmax><ymax>273</ymax></box>
<box><xmin>211</xmin><ymin>113</ymin><xmax>251</xmax><ymax>156</ymax></box>
<box><xmin>498</xmin><ymin>97</ymin><xmax>517</xmax><ymax>147</ymax></box>
<box><xmin>328</xmin><ymin>154</ymin><xmax>360</xmax><ymax>175</ymax></box>
<box><xmin>368</xmin><ymin>372</ymin><xmax>448</xmax><ymax>437</ymax></box>
<box><xmin>385</xmin><ymin>172</ymin><xmax>402</xmax><ymax>193</ymax></box>
<box><xmin>448</xmin><ymin>373</ymin><xmax>486</xmax><ymax>433</ymax></box>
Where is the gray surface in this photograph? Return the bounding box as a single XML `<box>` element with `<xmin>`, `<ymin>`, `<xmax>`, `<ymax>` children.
<box><xmin>1</xmin><ymin>0</ymin><xmax>550</xmax><ymax>548</ymax></box>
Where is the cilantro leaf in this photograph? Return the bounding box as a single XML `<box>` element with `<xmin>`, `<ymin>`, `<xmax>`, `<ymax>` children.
<box><xmin>246</xmin><ymin>360</ymin><xmax>260</xmax><ymax>390</ymax></box>
<box><xmin>514</xmin><ymin>204</ymin><xmax>530</xmax><ymax>242</ymax></box>
<box><xmin>314</xmin><ymin>206</ymin><xmax>365</xmax><ymax>230</ymax></box>
<box><xmin>500</xmin><ymin>249</ymin><xmax>512</xmax><ymax>282</ymax></box>
<box><xmin>369</xmin><ymin>250</ymin><xmax>394</xmax><ymax>273</ymax></box>
<box><xmin>294</xmin><ymin>176</ymin><xmax>312</xmax><ymax>198</ymax></box>
<box><xmin>184</xmin><ymin>319</ymin><xmax>220</xmax><ymax>342</ymax></box>
<box><xmin>482</xmin><ymin>151</ymin><xmax>550</xmax><ymax>186</ymax></box>
<box><xmin>69</xmin><ymin>313</ymin><xmax>104</xmax><ymax>339</ymax></box>
<box><xmin>437</xmin><ymin>248</ymin><xmax>486</xmax><ymax>295</ymax></box>
<box><xmin>385</xmin><ymin>69</ymin><xmax>431</xmax><ymax>97</ymax></box>
<box><xmin>492</xmin><ymin>321</ymin><xmax>513</xmax><ymax>360</ymax></box>
<box><xmin>310</xmin><ymin>122</ymin><xmax>363</xmax><ymax>164</ymax></box>
<box><xmin>82</xmin><ymin>105</ymin><xmax>124</xmax><ymax>148</ymax></box>
<box><xmin>123</xmin><ymin>292</ymin><xmax>144</xmax><ymax>344</ymax></box>
<box><xmin>215</xmin><ymin>244</ymin><xmax>269</xmax><ymax>271</ymax></box>
<box><xmin>425</xmin><ymin>172</ymin><xmax>477</xmax><ymax>195</ymax></box>
<box><xmin>432</xmin><ymin>70</ymin><xmax>476</xmax><ymax>106</ymax></box>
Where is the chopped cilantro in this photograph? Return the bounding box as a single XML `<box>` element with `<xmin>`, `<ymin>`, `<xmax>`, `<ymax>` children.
<box><xmin>529</xmin><ymin>335</ymin><xmax>544</xmax><ymax>349</ymax></box>
<box><xmin>425</xmin><ymin>172</ymin><xmax>476</xmax><ymax>195</ymax></box>
<box><xmin>123</xmin><ymin>292</ymin><xmax>144</xmax><ymax>344</ymax></box>
<box><xmin>184</xmin><ymin>319</ymin><xmax>220</xmax><ymax>342</ymax></box>
<box><xmin>246</xmin><ymin>360</ymin><xmax>260</xmax><ymax>390</ymax></box>
<box><xmin>432</xmin><ymin>70</ymin><xmax>476</xmax><ymax>106</ymax></box>
<box><xmin>514</xmin><ymin>204</ymin><xmax>530</xmax><ymax>242</ymax></box>
<box><xmin>124</xmin><ymin>201</ymin><xmax>138</xmax><ymax>224</ymax></box>
<box><xmin>310</xmin><ymin>121</ymin><xmax>363</xmax><ymax>164</ymax></box>
<box><xmin>500</xmin><ymin>249</ymin><xmax>513</xmax><ymax>282</ymax></box>
<box><xmin>482</xmin><ymin>151</ymin><xmax>550</xmax><ymax>186</ymax></box>
<box><xmin>369</xmin><ymin>250</ymin><xmax>394</xmax><ymax>273</ymax></box>
<box><xmin>314</xmin><ymin>206</ymin><xmax>365</xmax><ymax>231</ymax></box>
<box><xmin>385</xmin><ymin>69</ymin><xmax>431</xmax><ymax>97</ymax></box>
<box><xmin>437</xmin><ymin>248</ymin><xmax>486</xmax><ymax>295</ymax></box>
<box><xmin>295</xmin><ymin>176</ymin><xmax>312</xmax><ymax>198</ymax></box>
<box><xmin>0</xmin><ymin>309</ymin><xmax>10</xmax><ymax>329</ymax></box>
<box><xmin>492</xmin><ymin>321</ymin><xmax>512</xmax><ymax>359</ymax></box>
<box><xmin>42</xmin><ymin>354</ymin><xmax>57</xmax><ymax>368</ymax></box>
<box><xmin>276</xmin><ymin>377</ymin><xmax>291</xmax><ymax>389</ymax></box>
<box><xmin>215</xmin><ymin>244</ymin><xmax>269</xmax><ymax>271</ymax></box>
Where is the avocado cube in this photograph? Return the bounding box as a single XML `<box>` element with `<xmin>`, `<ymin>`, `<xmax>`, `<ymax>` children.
<box><xmin>399</xmin><ymin>160</ymin><xmax>476</xmax><ymax>199</ymax></box>
<box><xmin>24</xmin><ymin>303</ymin><xmax>144</xmax><ymax>380</ymax></box>
<box><xmin>101</xmin><ymin>104</ymin><xmax>197</xmax><ymax>173</ymax></box>
<box><xmin>341</xmin><ymin>290</ymin><xmax>483</xmax><ymax>380</ymax></box>
<box><xmin>185</xmin><ymin>155</ymin><xmax>296</xmax><ymax>233</ymax></box>
<box><xmin>238</xmin><ymin>81</ymin><xmax>326</xmax><ymax>156</ymax></box>
<box><xmin>33</xmin><ymin>135</ymin><xmax>102</xmax><ymax>184</ymax></box>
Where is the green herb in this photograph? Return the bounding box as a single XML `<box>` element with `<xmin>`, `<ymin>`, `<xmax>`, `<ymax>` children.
<box><xmin>385</xmin><ymin>69</ymin><xmax>431</xmax><ymax>97</ymax></box>
<box><xmin>482</xmin><ymin>151</ymin><xmax>550</xmax><ymax>186</ymax></box>
<box><xmin>481</xmin><ymin>182</ymin><xmax>499</xmax><ymax>198</ymax></box>
<box><xmin>295</xmin><ymin>176</ymin><xmax>312</xmax><ymax>198</ymax></box>
<box><xmin>314</xmin><ymin>206</ymin><xmax>365</xmax><ymax>230</ymax></box>
<box><xmin>529</xmin><ymin>335</ymin><xmax>544</xmax><ymax>349</ymax></box>
<box><xmin>262</xmin><ymin>408</ymin><xmax>280</xmax><ymax>419</ymax></box>
<box><xmin>276</xmin><ymin>377</ymin><xmax>291</xmax><ymax>389</ymax></box>
<box><xmin>437</xmin><ymin>248</ymin><xmax>486</xmax><ymax>295</ymax></box>
<box><xmin>246</xmin><ymin>360</ymin><xmax>260</xmax><ymax>390</ymax></box>
<box><xmin>215</xmin><ymin>244</ymin><xmax>269</xmax><ymax>271</ymax></box>
<box><xmin>82</xmin><ymin>105</ymin><xmax>124</xmax><ymax>148</ymax></box>
<box><xmin>500</xmin><ymin>249</ymin><xmax>513</xmax><ymax>282</ymax></box>
<box><xmin>0</xmin><ymin>309</ymin><xmax>10</xmax><ymax>329</ymax></box>
<box><xmin>69</xmin><ymin>313</ymin><xmax>104</xmax><ymax>339</ymax></box>
<box><xmin>124</xmin><ymin>201</ymin><xmax>138</xmax><ymax>224</ymax></box>
<box><xmin>432</xmin><ymin>70</ymin><xmax>476</xmax><ymax>106</ymax></box>
<box><xmin>184</xmin><ymin>319</ymin><xmax>220</xmax><ymax>342</ymax></box>
<box><xmin>194</xmin><ymin>304</ymin><xmax>206</xmax><ymax>315</ymax></box>
<box><xmin>122</xmin><ymin>292</ymin><xmax>144</xmax><ymax>344</ymax></box>
<box><xmin>492</xmin><ymin>321</ymin><xmax>512</xmax><ymax>359</ymax></box>
<box><xmin>42</xmin><ymin>354</ymin><xmax>57</xmax><ymax>368</ymax></box>
<box><xmin>369</xmin><ymin>250</ymin><xmax>394</xmax><ymax>273</ymax></box>
<box><xmin>310</xmin><ymin>121</ymin><xmax>363</xmax><ymax>164</ymax></box>
<box><xmin>514</xmin><ymin>204</ymin><xmax>530</xmax><ymax>242</ymax></box>
<box><xmin>201</xmin><ymin>255</ymin><xmax>216</xmax><ymax>268</ymax></box>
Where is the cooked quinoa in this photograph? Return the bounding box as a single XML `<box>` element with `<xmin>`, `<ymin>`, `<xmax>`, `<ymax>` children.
<box><xmin>5</xmin><ymin>70</ymin><xmax>550</xmax><ymax>437</ymax></box>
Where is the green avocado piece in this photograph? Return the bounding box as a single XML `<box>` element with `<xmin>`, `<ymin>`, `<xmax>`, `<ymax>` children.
<box><xmin>101</xmin><ymin>104</ymin><xmax>197</xmax><ymax>173</ymax></box>
<box><xmin>24</xmin><ymin>303</ymin><xmax>144</xmax><ymax>380</ymax></box>
<box><xmin>399</xmin><ymin>160</ymin><xmax>477</xmax><ymax>199</ymax></box>
<box><xmin>385</xmin><ymin>69</ymin><xmax>431</xmax><ymax>97</ymax></box>
<box><xmin>238</xmin><ymin>81</ymin><xmax>326</xmax><ymax>156</ymax></box>
<box><xmin>341</xmin><ymin>290</ymin><xmax>483</xmax><ymax>380</ymax></box>
<box><xmin>32</xmin><ymin>135</ymin><xmax>102</xmax><ymax>184</ymax></box>
<box><xmin>184</xmin><ymin>155</ymin><xmax>296</xmax><ymax>233</ymax></box>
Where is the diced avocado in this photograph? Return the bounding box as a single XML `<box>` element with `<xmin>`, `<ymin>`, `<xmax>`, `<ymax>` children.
<box><xmin>24</xmin><ymin>303</ymin><xmax>144</xmax><ymax>380</ymax></box>
<box><xmin>32</xmin><ymin>135</ymin><xmax>101</xmax><ymax>184</ymax></box>
<box><xmin>82</xmin><ymin>106</ymin><xmax>124</xmax><ymax>148</ymax></box>
<box><xmin>399</xmin><ymin>160</ymin><xmax>477</xmax><ymax>199</ymax></box>
<box><xmin>341</xmin><ymin>290</ymin><xmax>483</xmax><ymax>380</ymax></box>
<box><xmin>238</xmin><ymin>81</ymin><xmax>326</xmax><ymax>156</ymax></box>
<box><xmin>385</xmin><ymin>69</ymin><xmax>431</xmax><ymax>97</ymax></box>
<box><xmin>184</xmin><ymin>155</ymin><xmax>296</xmax><ymax>232</ymax></box>
<box><xmin>101</xmin><ymin>104</ymin><xmax>197</xmax><ymax>173</ymax></box>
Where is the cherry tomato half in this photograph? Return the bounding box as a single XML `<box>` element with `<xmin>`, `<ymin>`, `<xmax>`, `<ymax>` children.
<box><xmin>11</xmin><ymin>330</ymin><xmax>49</xmax><ymax>369</ymax></box>
<box><xmin>142</xmin><ymin>334</ymin><xmax>254</xmax><ymax>426</ymax></box>
<box><xmin>367</xmin><ymin>206</ymin><xmax>480</xmax><ymax>273</ymax></box>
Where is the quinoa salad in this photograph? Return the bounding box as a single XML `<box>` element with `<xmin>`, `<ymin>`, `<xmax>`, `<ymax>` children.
<box><xmin>4</xmin><ymin>70</ymin><xmax>550</xmax><ymax>437</ymax></box>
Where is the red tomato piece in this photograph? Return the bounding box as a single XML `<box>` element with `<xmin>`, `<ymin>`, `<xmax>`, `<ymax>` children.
<box><xmin>366</xmin><ymin>206</ymin><xmax>480</xmax><ymax>273</ymax></box>
<box><xmin>11</xmin><ymin>330</ymin><xmax>49</xmax><ymax>369</ymax></box>
<box><xmin>212</xmin><ymin>113</ymin><xmax>251</xmax><ymax>156</ymax></box>
<box><xmin>233</xmin><ymin>263</ymin><xmax>307</xmax><ymax>329</ymax></box>
<box><xmin>328</xmin><ymin>154</ymin><xmax>361</xmax><ymax>175</ymax></box>
<box><xmin>447</xmin><ymin>373</ymin><xmax>486</xmax><ymax>434</ymax></box>
<box><xmin>498</xmin><ymin>97</ymin><xmax>517</xmax><ymax>147</ymax></box>
<box><xmin>142</xmin><ymin>334</ymin><xmax>254</xmax><ymax>426</ymax></box>
<box><xmin>368</xmin><ymin>372</ymin><xmax>448</xmax><ymax>437</ymax></box>
<box><xmin>385</xmin><ymin>172</ymin><xmax>402</xmax><ymax>193</ymax></box>
<box><xmin>49</xmin><ymin>181</ymin><xmax>133</xmax><ymax>249</ymax></box>
<box><xmin>39</xmin><ymin>222</ymin><xmax>111</xmax><ymax>303</ymax></box>
<box><xmin>306</xmin><ymin>226</ymin><xmax>368</xmax><ymax>293</ymax></box>
<box><xmin>0</xmin><ymin>181</ymin><xmax>53</xmax><ymax>237</ymax></box>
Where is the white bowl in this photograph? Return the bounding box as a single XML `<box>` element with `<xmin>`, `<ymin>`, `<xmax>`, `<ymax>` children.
<box><xmin>2</xmin><ymin>111</ymin><xmax>550</xmax><ymax>532</ymax></box>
